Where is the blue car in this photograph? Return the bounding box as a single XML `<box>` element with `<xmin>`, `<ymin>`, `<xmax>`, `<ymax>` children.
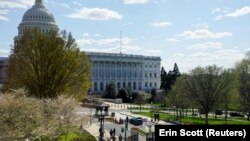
<box><xmin>130</xmin><ymin>117</ymin><xmax>143</xmax><ymax>126</ymax></box>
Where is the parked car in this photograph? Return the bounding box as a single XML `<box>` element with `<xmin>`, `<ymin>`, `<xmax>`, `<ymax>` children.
<box><xmin>130</xmin><ymin>117</ymin><xmax>143</xmax><ymax>126</ymax></box>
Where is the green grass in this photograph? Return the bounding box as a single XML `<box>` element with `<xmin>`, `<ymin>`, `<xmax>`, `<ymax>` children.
<box><xmin>133</xmin><ymin>112</ymin><xmax>250</xmax><ymax>125</ymax></box>
<box><xmin>58</xmin><ymin>129</ymin><xmax>96</xmax><ymax>141</ymax></box>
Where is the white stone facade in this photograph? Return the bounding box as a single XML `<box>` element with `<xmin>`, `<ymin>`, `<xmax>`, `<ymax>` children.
<box><xmin>87</xmin><ymin>52</ymin><xmax>161</xmax><ymax>93</ymax></box>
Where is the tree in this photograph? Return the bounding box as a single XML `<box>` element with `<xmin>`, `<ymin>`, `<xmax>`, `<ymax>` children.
<box><xmin>185</xmin><ymin>65</ymin><xmax>232</xmax><ymax>125</ymax></box>
<box><xmin>150</xmin><ymin>88</ymin><xmax>157</xmax><ymax>103</ymax></box>
<box><xmin>105</xmin><ymin>82</ymin><xmax>117</xmax><ymax>99</ymax></box>
<box><xmin>0</xmin><ymin>89</ymin><xmax>80</xmax><ymax>141</ymax></box>
<box><xmin>117</xmin><ymin>88</ymin><xmax>128</xmax><ymax>102</ymax></box>
<box><xmin>133</xmin><ymin>91</ymin><xmax>150</xmax><ymax>112</ymax></box>
<box><xmin>2</xmin><ymin>29</ymin><xmax>90</xmax><ymax>100</ymax></box>
<box><xmin>160</xmin><ymin>63</ymin><xmax>181</xmax><ymax>92</ymax></box>
<box><xmin>166</xmin><ymin>75</ymin><xmax>191</xmax><ymax>121</ymax></box>
<box><xmin>236</xmin><ymin>51</ymin><xmax>250</xmax><ymax>118</ymax></box>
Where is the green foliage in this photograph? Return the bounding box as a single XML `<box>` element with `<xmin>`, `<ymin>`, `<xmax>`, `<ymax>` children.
<box><xmin>160</xmin><ymin>63</ymin><xmax>181</xmax><ymax>92</ymax></box>
<box><xmin>105</xmin><ymin>81</ymin><xmax>117</xmax><ymax>99</ymax></box>
<box><xmin>185</xmin><ymin>65</ymin><xmax>232</xmax><ymax>125</ymax></box>
<box><xmin>133</xmin><ymin>91</ymin><xmax>150</xmax><ymax>112</ymax></box>
<box><xmin>117</xmin><ymin>88</ymin><xmax>128</xmax><ymax>102</ymax></box>
<box><xmin>2</xmin><ymin>29</ymin><xmax>90</xmax><ymax>100</ymax></box>
<box><xmin>235</xmin><ymin>51</ymin><xmax>250</xmax><ymax>113</ymax></box>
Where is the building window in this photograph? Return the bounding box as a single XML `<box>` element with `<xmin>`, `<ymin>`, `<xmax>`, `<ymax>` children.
<box><xmin>155</xmin><ymin>82</ymin><xmax>157</xmax><ymax>87</ymax></box>
<box><xmin>123</xmin><ymin>82</ymin><xmax>126</xmax><ymax>88</ymax></box>
<box><xmin>94</xmin><ymin>82</ymin><xmax>98</xmax><ymax>91</ymax></box>
<box><xmin>145</xmin><ymin>82</ymin><xmax>148</xmax><ymax>88</ymax></box>
<box><xmin>145</xmin><ymin>73</ymin><xmax>147</xmax><ymax>78</ymax></box>
<box><xmin>117</xmin><ymin>82</ymin><xmax>121</xmax><ymax>89</ymax></box>
<box><xmin>154</xmin><ymin>73</ymin><xmax>157</xmax><ymax>78</ymax></box>
<box><xmin>139</xmin><ymin>82</ymin><xmax>142</xmax><ymax>90</ymax></box>
<box><xmin>100</xmin><ymin>82</ymin><xmax>104</xmax><ymax>91</ymax></box>
<box><xmin>133</xmin><ymin>82</ymin><xmax>136</xmax><ymax>90</ymax></box>
<box><xmin>150</xmin><ymin>82</ymin><xmax>152</xmax><ymax>87</ymax></box>
<box><xmin>128</xmin><ymin>82</ymin><xmax>131</xmax><ymax>89</ymax></box>
<box><xmin>150</xmin><ymin>73</ymin><xmax>152</xmax><ymax>78</ymax></box>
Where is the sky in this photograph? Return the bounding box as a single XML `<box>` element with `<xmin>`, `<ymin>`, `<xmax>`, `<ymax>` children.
<box><xmin>0</xmin><ymin>0</ymin><xmax>250</xmax><ymax>72</ymax></box>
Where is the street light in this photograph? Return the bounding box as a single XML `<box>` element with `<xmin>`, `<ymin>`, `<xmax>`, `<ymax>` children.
<box><xmin>122</xmin><ymin>116</ymin><xmax>129</xmax><ymax>141</ymax></box>
<box><xmin>130</xmin><ymin>96</ymin><xmax>132</xmax><ymax>113</ymax></box>
<box><xmin>98</xmin><ymin>110</ymin><xmax>105</xmax><ymax>141</ymax></box>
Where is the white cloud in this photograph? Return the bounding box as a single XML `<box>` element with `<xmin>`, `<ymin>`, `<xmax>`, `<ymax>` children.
<box><xmin>0</xmin><ymin>49</ymin><xmax>10</xmax><ymax>57</ymax></box>
<box><xmin>60</xmin><ymin>3</ymin><xmax>70</xmax><ymax>9</ymax></box>
<box><xmin>76</xmin><ymin>37</ymin><xmax>133</xmax><ymax>47</ymax></box>
<box><xmin>0</xmin><ymin>0</ymin><xmax>33</xmax><ymax>9</ymax></box>
<box><xmin>67</xmin><ymin>7</ymin><xmax>122</xmax><ymax>20</ymax></box>
<box><xmin>82</xmin><ymin>33</ymin><xmax>90</xmax><ymax>37</ymax></box>
<box><xmin>166</xmin><ymin>38</ymin><xmax>179</xmax><ymax>42</ymax></box>
<box><xmin>191</xmin><ymin>23</ymin><xmax>209</xmax><ymax>29</ymax></box>
<box><xmin>151</xmin><ymin>22</ymin><xmax>173</xmax><ymax>27</ymax></box>
<box><xmin>72</xmin><ymin>1</ymin><xmax>82</xmax><ymax>6</ymax></box>
<box><xmin>226</xmin><ymin>6</ymin><xmax>250</xmax><ymax>17</ymax></box>
<box><xmin>178</xmin><ymin>29</ymin><xmax>232</xmax><ymax>39</ymax></box>
<box><xmin>215</xmin><ymin>15</ymin><xmax>223</xmax><ymax>21</ymax></box>
<box><xmin>211</xmin><ymin>8</ymin><xmax>221</xmax><ymax>14</ymax></box>
<box><xmin>143</xmin><ymin>50</ymin><xmax>161</xmax><ymax>55</ymax></box>
<box><xmin>0</xmin><ymin>15</ymin><xmax>9</xmax><ymax>21</ymax></box>
<box><xmin>162</xmin><ymin>49</ymin><xmax>244</xmax><ymax>73</ymax></box>
<box><xmin>0</xmin><ymin>9</ymin><xmax>9</xmax><ymax>15</ymax></box>
<box><xmin>187</xmin><ymin>42</ymin><xmax>223</xmax><ymax>50</ymax></box>
<box><xmin>123</xmin><ymin>0</ymin><xmax>148</xmax><ymax>4</ymax></box>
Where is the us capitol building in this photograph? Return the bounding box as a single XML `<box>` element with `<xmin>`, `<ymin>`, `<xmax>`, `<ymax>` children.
<box><xmin>0</xmin><ymin>0</ymin><xmax>161</xmax><ymax>93</ymax></box>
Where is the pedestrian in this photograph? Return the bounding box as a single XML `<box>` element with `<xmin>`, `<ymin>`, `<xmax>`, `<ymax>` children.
<box><xmin>110</xmin><ymin>129</ymin><xmax>113</xmax><ymax>137</ymax></box>
<box><xmin>119</xmin><ymin>134</ymin><xmax>123</xmax><ymax>141</ymax></box>
<box><xmin>113</xmin><ymin>128</ymin><xmax>116</xmax><ymax>135</ymax></box>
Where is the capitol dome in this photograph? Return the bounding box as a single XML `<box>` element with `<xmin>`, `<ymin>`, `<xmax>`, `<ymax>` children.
<box><xmin>16</xmin><ymin>0</ymin><xmax>58</xmax><ymax>39</ymax></box>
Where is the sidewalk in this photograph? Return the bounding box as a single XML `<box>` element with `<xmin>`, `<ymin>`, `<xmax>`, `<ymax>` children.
<box><xmin>84</xmin><ymin>119</ymin><xmax>119</xmax><ymax>141</ymax></box>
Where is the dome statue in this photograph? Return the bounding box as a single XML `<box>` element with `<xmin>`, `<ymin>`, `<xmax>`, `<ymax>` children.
<box><xmin>15</xmin><ymin>0</ymin><xmax>59</xmax><ymax>40</ymax></box>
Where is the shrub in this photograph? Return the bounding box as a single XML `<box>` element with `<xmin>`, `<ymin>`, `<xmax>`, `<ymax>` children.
<box><xmin>229</xmin><ymin>112</ymin><xmax>244</xmax><ymax>117</ymax></box>
<box><xmin>0</xmin><ymin>89</ymin><xmax>80</xmax><ymax>141</ymax></box>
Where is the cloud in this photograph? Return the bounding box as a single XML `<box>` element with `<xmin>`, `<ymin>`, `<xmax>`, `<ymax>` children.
<box><xmin>162</xmin><ymin>49</ymin><xmax>244</xmax><ymax>73</ymax></box>
<box><xmin>76</xmin><ymin>37</ymin><xmax>133</xmax><ymax>47</ymax></box>
<box><xmin>72</xmin><ymin>1</ymin><xmax>82</xmax><ymax>6</ymax></box>
<box><xmin>60</xmin><ymin>3</ymin><xmax>70</xmax><ymax>9</ymax></box>
<box><xmin>215</xmin><ymin>15</ymin><xmax>223</xmax><ymax>21</ymax></box>
<box><xmin>166</xmin><ymin>38</ymin><xmax>179</xmax><ymax>42</ymax></box>
<box><xmin>151</xmin><ymin>22</ymin><xmax>173</xmax><ymax>27</ymax></box>
<box><xmin>123</xmin><ymin>0</ymin><xmax>148</xmax><ymax>4</ymax></box>
<box><xmin>0</xmin><ymin>9</ymin><xmax>9</xmax><ymax>15</ymax></box>
<box><xmin>226</xmin><ymin>6</ymin><xmax>250</xmax><ymax>17</ymax></box>
<box><xmin>67</xmin><ymin>7</ymin><xmax>122</xmax><ymax>20</ymax></box>
<box><xmin>0</xmin><ymin>15</ymin><xmax>9</xmax><ymax>21</ymax></box>
<box><xmin>178</xmin><ymin>29</ymin><xmax>232</xmax><ymax>39</ymax></box>
<box><xmin>187</xmin><ymin>42</ymin><xmax>223</xmax><ymax>50</ymax></box>
<box><xmin>191</xmin><ymin>23</ymin><xmax>209</xmax><ymax>29</ymax></box>
<box><xmin>0</xmin><ymin>0</ymin><xmax>33</xmax><ymax>9</ymax></box>
<box><xmin>211</xmin><ymin>8</ymin><xmax>221</xmax><ymax>14</ymax></box>
<box><xmin>0</xmin><ymin>49</ymin><xmax>10</xmax><ymax>57</ymax></box>
<box><xmin>143</xmin><ymin>50</ymin><xmax>162</xmax><ymax>55</ymax></box>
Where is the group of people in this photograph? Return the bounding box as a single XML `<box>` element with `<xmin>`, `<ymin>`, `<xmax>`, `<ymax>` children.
<box><xmin>109</xmin><ymin>128</ymin><xmax>123</xmax><ymax>141</ymax></box>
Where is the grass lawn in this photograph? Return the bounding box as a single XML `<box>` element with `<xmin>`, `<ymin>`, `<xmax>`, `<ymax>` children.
<box><xmin>57</xmin><ymin>128</ymin><xmax>96</xmax><ymax>141</ymax></box>
<box><xmin>133</xmin><ymin>112</ymin><xmax>250</xmax><ymax>125</ymax></box>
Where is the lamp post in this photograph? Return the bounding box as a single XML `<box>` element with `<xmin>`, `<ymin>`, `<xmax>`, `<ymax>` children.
<box><xmin>130</xmin><ymin>96</ymin><xmax>132</xmax><ymax>113</ymax></box>
<box><xmin>98</xmin><ymin>109</ymin><xmax>105</xmax><ymax>141</ymax></box>
<box><xmin>122</xmin><ymin>116</ymin><xmax>129</xmax><ymax>141</ymax></box>
<box><xmin>151</xmin><ymin>102</ymin><xmax>153</xmax><ymax>121</ymax></box>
